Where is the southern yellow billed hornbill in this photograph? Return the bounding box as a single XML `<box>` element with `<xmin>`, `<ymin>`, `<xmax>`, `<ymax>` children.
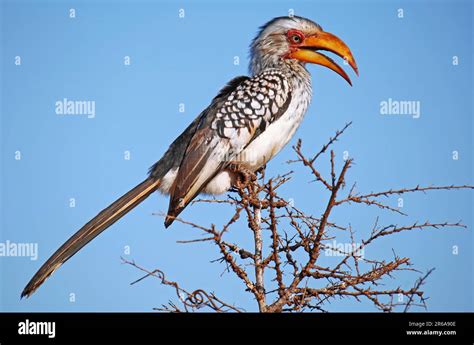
<box><xmin>22</xmin><ymin>16</ymin><xmax>358</xmax><ymax>298</ymax></box>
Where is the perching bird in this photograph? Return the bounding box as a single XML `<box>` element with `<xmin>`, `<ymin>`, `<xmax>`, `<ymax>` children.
<box><xmin>22</xmin><ymin>16</ymin><xmax>358</xmax><ymax>298</ymax></box>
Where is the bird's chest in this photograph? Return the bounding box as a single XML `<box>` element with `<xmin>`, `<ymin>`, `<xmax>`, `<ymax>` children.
<box><xmin>241</xmin><ymin>89</ymin><xmax>311</xmax><ymax>170</ymax></box>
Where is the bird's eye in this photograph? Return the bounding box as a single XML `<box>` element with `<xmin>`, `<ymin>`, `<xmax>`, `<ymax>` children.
<box><xmin>291</xmin><ymin>35</ymin><xmax>301</xmax><ymax>43</ymax></box>
<box><xmin>287</xmin><ymin>30</ymin><xmax>305</xmax><ymax>45</ymax></box>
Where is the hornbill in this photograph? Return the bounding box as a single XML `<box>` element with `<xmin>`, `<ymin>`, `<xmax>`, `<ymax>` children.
<box><xmin>22</xmin><ymin>16</ymin><xmax>358</xmax><ymax>298</ymax></box>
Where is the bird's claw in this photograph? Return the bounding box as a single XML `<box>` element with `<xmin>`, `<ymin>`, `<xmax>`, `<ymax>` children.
<box><xmin>228</xmin><ymin>163</ymin><xmax>257</xmax><ymax>188</ymax></box>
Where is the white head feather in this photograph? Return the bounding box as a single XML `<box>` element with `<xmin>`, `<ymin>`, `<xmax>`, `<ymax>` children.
<box><xmin>249</xmin><ymin>16</ymin><xmax>323</xmax><ymax>75</ymax></box>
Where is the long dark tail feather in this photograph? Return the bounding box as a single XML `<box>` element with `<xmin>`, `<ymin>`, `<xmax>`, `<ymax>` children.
<box><xmin>21</xmin><ymin>177</ymin><xmax>161</xmax><ymax>299</ymax></box>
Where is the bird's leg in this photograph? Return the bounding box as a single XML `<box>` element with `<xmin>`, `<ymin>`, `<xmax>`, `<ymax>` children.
<box><xmin>228</xmin><ymin>162</ymin><xmax>257</xmax><ymax>189</ymax></box>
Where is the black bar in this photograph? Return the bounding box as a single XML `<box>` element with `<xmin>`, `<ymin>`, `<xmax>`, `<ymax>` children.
<box><xmin>0</xmin><ymin>312</ymin><xmax>472</xmax><ymax>344</ymax></box>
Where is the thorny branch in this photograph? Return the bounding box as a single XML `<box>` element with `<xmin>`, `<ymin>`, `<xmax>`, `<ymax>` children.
<box><xmin>124</xmin><ymin>123</ymin><xmax>473</xmax><ymax>312</ymax></box>
<box><xmin>121</xmin><ymin>257</ymin><xmax>244</xmax><ymax>312</ymax></box>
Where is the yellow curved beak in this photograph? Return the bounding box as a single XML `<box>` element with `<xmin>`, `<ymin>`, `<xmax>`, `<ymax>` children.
<box><xmin>288</xmin><ymin>31</ymin><xmax>358</xmax><ymax>86</ymax></box>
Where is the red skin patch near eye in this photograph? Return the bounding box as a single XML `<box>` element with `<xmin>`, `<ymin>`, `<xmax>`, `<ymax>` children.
<box><xmin>286</xmin><ymin>29</ymin><xmax>305</xmax><ymax>46</ymax></box>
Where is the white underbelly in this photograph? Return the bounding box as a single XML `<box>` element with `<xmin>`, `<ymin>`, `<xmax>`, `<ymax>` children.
<box><xmin>238</xmin><ymin>110</ymin><xmax>305</xmax><ymax>170</ymax></box>
<box><xmin>158</xmin><ymin>167</ymin><xmax>235</xmax><ymax>195</ymax></box>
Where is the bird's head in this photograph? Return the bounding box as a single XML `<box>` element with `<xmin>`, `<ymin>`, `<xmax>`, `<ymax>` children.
<box><xmin>250</xmin><ymin>16</ymin><xmax>358</xmax><ymax>85</ymax></box>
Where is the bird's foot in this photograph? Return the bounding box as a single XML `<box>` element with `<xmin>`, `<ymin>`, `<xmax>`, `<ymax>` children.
<box><xmin>228</xmin><ymin>162</ymin><xmax>257</xmax><ymax>188</ymax></box>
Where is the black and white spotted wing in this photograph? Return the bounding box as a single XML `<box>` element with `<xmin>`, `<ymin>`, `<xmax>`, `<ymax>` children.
<box><xmin>211</xmin><ymin>69</ymin><xmax>292</xmax><ymax>139</ymax></box>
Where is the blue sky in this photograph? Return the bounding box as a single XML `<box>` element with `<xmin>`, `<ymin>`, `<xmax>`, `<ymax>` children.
<box><xmin>1</xmin><ymin>0</ymin><xmax>472</xmax><ymax>311</ymax></box>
